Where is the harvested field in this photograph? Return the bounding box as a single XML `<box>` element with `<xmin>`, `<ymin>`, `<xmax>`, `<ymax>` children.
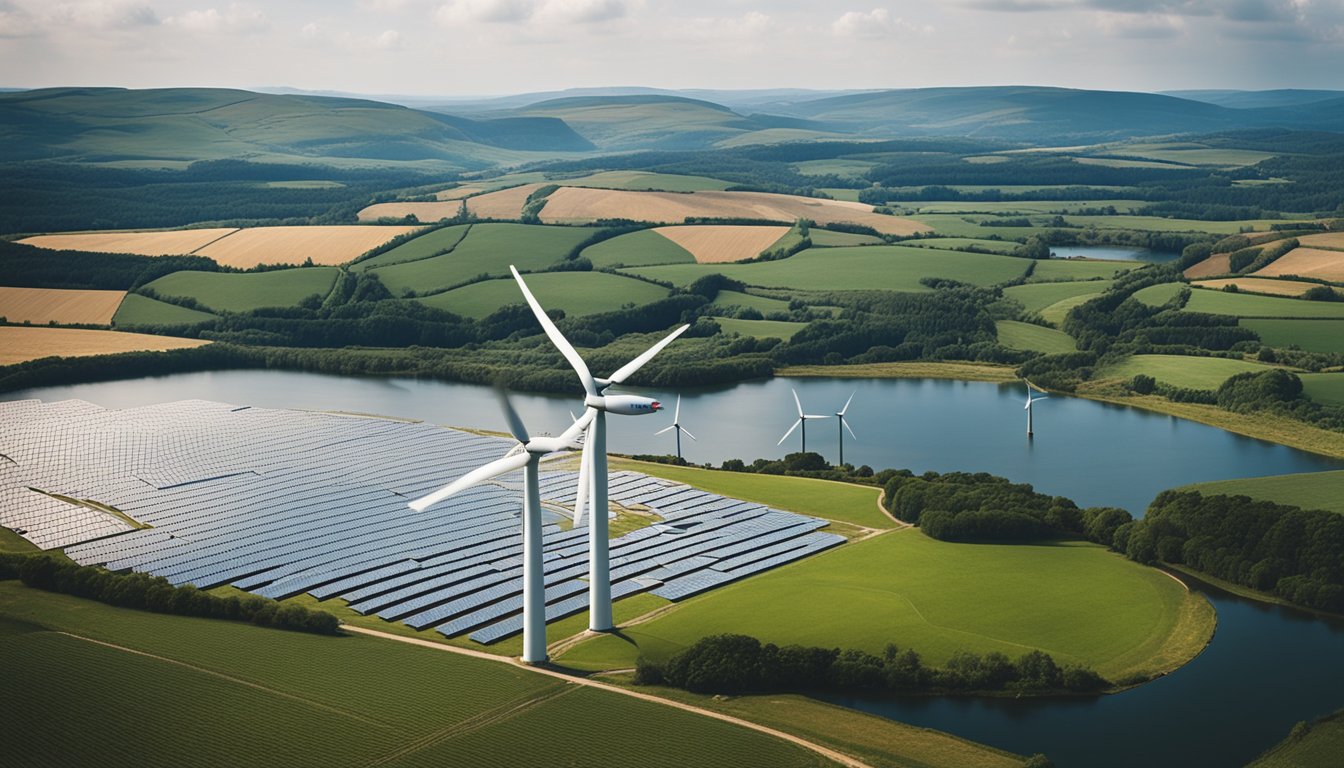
<box><xmin>1195</xmin><ymin>278</ymin><xmax>1340</xmax><ymax>298</ymax></box>
<box><xmin>0</xmin><ymin>287</ymin><xmax>126</xmax><ymax>325</ymax></box>
<box><xmin>653</xmin><ymin>225</ymin><xmax>790</xmax><ymax>263</ymax></box>
<box><xmin>358</xmin><ymin>199</ymin><xmax>465</xmax><ymax>222</ymax></box>
<box><xmin>193</xmin><ymin>226</ymin><xmax>422</xmax><ymax>268</ymax></box>
<box><xmin>19</xmin><ymin>228</ymin><xmax>237</xmax><ymax>256</ymax></box>
<box><xmin>538</xmin><ymin>188</ymin><xmax>931</xmax><ymax>236</ymax></box>
<box><xmin>357</xmin><ymin>184</ymin><xmax>544</xmax><ymax>222</ymax></box>
<box><xmin>1184</xmin><ymin>253</ymin><xmax>1232</xmax><ymax>278</ymax></box>
<box><xmin>1252</xmin><ymin>247</ymin><xmax>1344</xmax><ymax>282</ymax></box>
<box><xmin>0</xmin><ymin>326</ymin><xmax>208</xmax><ymax>365</ymax></box>
<box><xmin>463</xmin><ymin>183</ymin><xmax>547</xmax><ymax>219</ymax></box>
<box><xmin>1298</xmin><ymin>233</ymin><xmax>1344</xmax><ymax>249</ymax></box>
<box><xmin>435</xmin><ymin>186</ymin><xmax>483</xmax><ymax>200</ymax></box>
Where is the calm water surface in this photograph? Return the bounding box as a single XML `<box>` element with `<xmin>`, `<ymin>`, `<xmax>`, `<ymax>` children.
<box><xmin>1052</xmin><ymin>245</ymin><xmax>1179</xmax><ymax>263</ymax></box>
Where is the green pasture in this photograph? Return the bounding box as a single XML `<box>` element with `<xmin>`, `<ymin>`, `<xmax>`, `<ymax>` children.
<box><xmin>1183</xmin><ymin>471</ymin><xmax>1344</xmax><ymax>515</ymax></box>
<box><xmin>907</xmin><ymin>237</ymin><xmax>1021</xmax><ymax>254</ymax></box>
<box><xmin>626</xmin><ymin>245</ymin><xmax>1031</xmax><ymax>292</ymax></box>
<box><xmin>112</xmin><ymin>293</ymin><xmax>216</xmax><ymax>326</ymax></box>
<box><xmin>1132</xmin><ymin>282</ymin><xmax>1186</xmax><ymax>307</ymax></box>
<box><xmin>351</xmin><ymin>224</ymin><xmax>471</xmax><ymax>271</ymax></box>
<box><xmin>912</xmin><ymin>214</ymin><xmax>1044</xmax><ymax>239</ymax></box>
<box><xmin>1099</xmin><ymin>354</ymin><xmax>1274</xmax><ymax>390</ymax></box>
<box><xmin>1040</xmin><ymin>293</ymin><xmax>1103</xmax><ymax>325</ymax></box>
<box><xmin>995</xmin><ymin>320</ymin><xmax>1076</xmax><ymax>354</ymax></box>
<box><xmin>1243</xmin><ymin>319</ymin><xmax>1344</xmax><ymax>354</ymax></box>
<box><xmin>557</xmin><ymin>531</ymin><xmax>1211</xmax><ymax>682</ymax></box>
<box><xmin>1027</xmin><ymin>259</ymin><xmax>1135</xmax><ymax>282</ymax></box>
<box><xmin>1184</xmin><ymin>289</ymin><xmax>1344</xmax><ymax>319</ymax></box>
<box><xmin>1300</xmin><ymin>373</ymin><xmax>1344</xmax><ymax>408</ymax></box>
<box><xmin>709</xmin><ymin>290</ymin><xmax>793</xmax><ymax>315</ymax></box>
<box><xmin>1248</xmin><ymin>711</ymin><xmax>1344</xmax><ymax>768</ymax></box>
<box><xmin>807</xmin><ymin>229</ymin><xmax>884</xmax><ymax>247</ymax></box>
<box><xmin>417</xmin><ymin>271</ymin><xmax>668</xmax><ymax>318</ymax></box>
<box><xmin>1063</xmin><ymin>215</ymin><xmax>1300</xmax><ymax>234</ymax></box>
<box><xmin>370</xmin><ymin>223</ymin><xmax>600</xmax><ymax>296</ymax></box>
<box><xmin>140</xmin><ymin>267</ymin><xmax>339</xmax><ymax>313</ymax></box>
<box><xmin>582</xmin><ymin>229</ymin><xmax>695</xmax><ymax>268</ymax></box>
<box><xmin>714</xmin><ymin>317</ymin><xmax>806</xmax><ymax>339</ymax></box>
<box><xmin>815</xmin><ymin>188</ymin><xmax>862</xmax><ymax>202</ymax></box>
<box><xmin>1004</xmin><ymin>280</ymin><xmax>1114</xmax><ymax>313</ymax></box>
<box><xmin>793</xmin><ymin>158</ymin><xmax>878</xmax><ymax>177</ymax></box>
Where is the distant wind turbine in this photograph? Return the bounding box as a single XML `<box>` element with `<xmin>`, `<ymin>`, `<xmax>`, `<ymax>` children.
<box><xmin>836</xmin><ymin>391</ymin><xmax>857</xmax><ymax>466</ymax></box>
<box><xmin>777</xmin><ymin>388</ymin><xmax>828</xmax><ymax>453</ymax></box>
<box><xmin>1024</xmin><ymin>379</ymin><xmax>1050</xmax><ymax>439</ymax></box>
<box><xmin>655</xmin><ymin>395</ymin><xmax>696</xmax><ymax>461</ymax></box>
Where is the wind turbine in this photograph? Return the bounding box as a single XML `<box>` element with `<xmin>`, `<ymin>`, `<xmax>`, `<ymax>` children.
<box><xmin>1024</xmin><ymin>379</ymin><xmax>1049</xmax><ymax>439</ymax></box>
<box><xmin>836</xmin><ymin>391</ymin><xmax>857</xmax><ymax>466</ymax></box>
<box><xmin>777</xmin><ymin>388</ymin><xmax>828</xmax><ymax>454</ymax></box>
<box><xmin>409</xmin><ymin>394</ymin><xmax>593</xmax><ymax>664</ymax></box>
<box><xmin>511</xmin><ymin>265</ymin><xmax>687</xmax><ymax>632</ymax></box>
<box><xmin>654</xmin><ymin>395</ymin><xmax>696</xmax><ymax>461</ymax></box>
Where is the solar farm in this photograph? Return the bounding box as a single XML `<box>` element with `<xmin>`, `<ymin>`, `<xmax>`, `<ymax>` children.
<box><xmin>0</xmin><ymin>398</ymin><xmax>842</xmax><ymax>644</ymax></box>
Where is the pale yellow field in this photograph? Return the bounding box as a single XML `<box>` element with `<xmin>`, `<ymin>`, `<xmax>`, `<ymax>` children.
<box><xmin>358</xmin><ymin>200</ymin><xmax>465</xmax><ymax>222</ymax></box>
<box><xmin>358</xmin><ymin>184</ymin><xmax>544</xmax><ymax>222</ymax></box>
<box><xmin>0</xmin><ymin>287</ymin><xmax>127</xmax><ymax>325</ymax></box>
<box><xmin>538</xmin><ymin>188</ymin><xmax>931</xmax><ymax>236</ymax></box>
<box><xmin>653</xmin><ymin>225</ymin><xmax>790</xmax><ymax>263</ymax></box>
<box><xmin>192</xmin><ymin>225</ymin><xmax>423</xmax><ymax>268</ymax></box>
<box><xmin>1298</xmin><ymin>232</ymin><xmax>1344</xmax><ymax>249</ymax></box>
<box><xmin>1253</xmin><ymin>247</ymin><xmax>1344</xmax><ymax>282</ymax></box>
<box><xmin>1184</xmin><ymin>253</ymin><xmax>1231</xmax><ymax>278</ymax></box>
<box><xmin>463</xmin><ymin>183</ymin><xmax>546</xmax><ymax>219</ymax></box>
<box><xmin>1195</xmin><ymin>278</ymin><xmax>1340</xmax><ymax>298</ymax></box>
<box><xmin>434</xmin><ymin>186</ymin><xmax>482</xmax><ymax>200</ymax></box>
<box><xmin>19</xmin><ymin>228</ymin><xmax>237</xmax><ymax>256</ymax></box>
<box><xmin>0</xmin><ymin>326</ymin><xmax>209</xmax><ymax>365</ymax></box>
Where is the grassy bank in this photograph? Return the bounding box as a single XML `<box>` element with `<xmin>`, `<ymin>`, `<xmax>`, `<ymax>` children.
<box><xmin>779</xmin><ymin>361</ymin><xmax>1020</xmax><ymax>383</ymax></box>
<box><xmin>1248</xmin><ymin>710</ymin><xmax>1344</xmax><ymax>768</ymax></box>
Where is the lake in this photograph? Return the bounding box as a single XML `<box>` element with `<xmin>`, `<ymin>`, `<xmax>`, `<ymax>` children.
<box><xmin>1051</xmin><ymin>245</ymin><xmax>1179</xmax><ymax>263</ymax></box>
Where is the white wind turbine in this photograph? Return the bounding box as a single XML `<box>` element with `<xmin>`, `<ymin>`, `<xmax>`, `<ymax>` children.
<box><xmin>777</xmin><ymin>388</ymin><xmax>828</xmax><ymax>454</ymax></box>
<box><xmin>654</xmin><ymin>394</ymin><xmax>696</xmax><ymax>461</ymax></box>
<box><xmin>409</xmin><ymin>394</ymin><xmax>594</xmax><ymax>664</ymax></box>
<box><xmin>511</xmin><ymin>266</ymin><xmax>687</xmax><ymax>632</ymax></box>
<box><xmin>835</xmin><ymin>391</ymin><xmax>857</xmax><ymax>466</ymax></box>
<box><xmin>1024</xmin><ymin>379</ymin><xmax>1049</xmax><ymax>438</ymax></box>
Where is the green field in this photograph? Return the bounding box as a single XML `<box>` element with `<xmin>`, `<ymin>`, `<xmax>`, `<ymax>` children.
<box><xmin>140</xmin><ymin>267</ymin><xmax>340</xmax><ymax>313</ymax></box>
<box><xmin>905</xmin><ymin>237</ymin><xmax>1022</xmax><ymax>254</ymax></box>
<box><xmin>1027</xmin><ymin>259</ymin><xmax>1135</xmax><ymax>282</ymax></box>
<box><xmin>909</xmin><ymin>200</ymin><xmax>1144</xmax><ymax>215</ymax></box>
<box><xmin>370</xmin><ymin>224</ymin><xmax>600</xmax><ymax>296</ymax></box>
<box><xmin>417</xmin><ymin>271</ymin><xmax>669</xmax><ymax>318</ymax></box>
<box><xmin>1184</xmin><ymin>289</ymin><xmax>1344</xmax><ymax>319</ymax></box>
<box><xmin>1242</xmin><ymin>319</ymin><xmax>1344</xmax><ymax>354</ymax></box>
<box><xmin>714</xmin><ymin>317</ymin><xmax>806</xmax><ymax>339</ymax></box>
<box><xmin>557</xmin><ymin>531</ymin><xmax>1212</xmax><ymax>682</ymax></box>
<box><xmin>1249</xmin><ymin>710</ymin><xmax>1344</xmax><ymax>768</ymax></box>
<box><xmin>1040</xmin><ymin>293</ymin><xmax>1101</xmax><ymax>325</ymax></box>
<box><xmin>708</xmin><ymin>289</ymin><xmax>793</xmax><ymax>315</ymax></box>
<box><xmin>112</xmin><ymin>293</ymin><xmax>216</xmax><ymax>326</ymax></box>
<box><xmin>793</xmin><ymin>158</ymin><xmax>879</xmax><ymax>177</ymax></box>
<box><xmin>260</xmin><ymin>180</ymin><xmax>347</xmax><ymax>189</ymax></box>
<box><xmin>581</xmin><ymin>229</ymin><xmax>695</xmax><ymax>268</ymax></box>
<box><xmin>350</xmin><ymin>224</ymin><xmax>472</xmax><ymax>271</ymax></box>
<box><xmin>1062</xmin><ymin>215</ymin><xmax>1298</xmax><ymax>234</ymax></box>
<box><xmin>995</xmin><ymin>320</ymin><xmax>1076</xmax><ymax>354</ymax></box>
<box><xmin>1132</xmin><ymin>282</ymin><xmax>1187</xmax><ymax>307</ymax></box>
<box><xmin>627</xmin><ymin>245</ymin><xmax>1031</xmax><ymax>292</ymax></box>
<box><xmin>1003</xmin><ymin>280</ymin><xmax>1114</xmax><ymax>313</ymax></box>
<box><xmin>1100</xmin><ymin>354</ymin><xmax>1274</xmax><ymax>390</ymax></box>
<box><xmin>1300</xmin><ymin>373</ymin><xmax>1344</xmax><ymax>408</ymax></box>
<box><xmin>912</xmin><ymin>214</ymin><xmax>1044</xmax><ymax>239</ymax></box>
<box><xmin>806</xmin><ymin>229</ymin><xmax>884</xmax><ymax>247</ymax></box>
<box><xmin>556</xmin><ymin>170</ymin><xmax>733</xmax><ymax>192</ymax></box>
<box><xmin>1183</xmin><ymin>470</ymin><xmax>1344</xmax><ymax>515</ymax></box>
<box><xmin>0</xmin><ymin>582</ymin><xmax>833</xmax><ymax>768</ymax></box>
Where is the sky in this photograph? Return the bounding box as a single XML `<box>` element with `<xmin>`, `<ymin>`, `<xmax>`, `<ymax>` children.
<box><xmin>1</xmin><ymin>0</ymin><xmax>1341</xmax><ymax>97</ymax></box>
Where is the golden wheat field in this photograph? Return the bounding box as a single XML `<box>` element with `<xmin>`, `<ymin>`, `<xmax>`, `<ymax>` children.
<box><xmin>191</xmin><ymin>225</ymin><xmax>423</xmax><ymax>268</ymax></box>
<box><xmin>1194</xmin><ymin>278</ymin><xmax>1339</xmax><ymax>298</ymax></box>
<box><xmin>653</xmin><ymin>225</ymin><xmax>790</xmax><ymax>263</ymax></box>
<box><xmin>0</xmin><ymin>287</ymin><xmax>127</xmax><ymax>325</ymax></box>
<box><xmin>435</xmin><ymin>186</ymin><xmax>483</xmax><ymax>200</ymax></box>
<box><xmin>1298</xmin><ymin>232</ymin><xmax>1344</xmax><ymax>249</ymax></box>
<box><xmin>0</xmin><ymin>326</ymin><xmax>209</xmax><ymax>365</ymax></box>
<box><xmin>19</xmin><ymin>228</ymin><xmax>237</xmax><ymax>256</ymax></box>
<box><xmin>357</xmin><ymin>200</ymin><xmax>465</xmax><ymax>222</ymax></box>
<box><xmin>1184</xmin><ymin>253</ymin><xmax>1232</xmax><ymax>278</ymax></box>
<box><xmin>357</xmin><ymin>184</ymin><xmax>544</xmax><ymax>222</ymax></box>
<box><xmin>1252</xmin><ymin>247</ymin><xmax>1344</xmax><ymax>282</ymax></box>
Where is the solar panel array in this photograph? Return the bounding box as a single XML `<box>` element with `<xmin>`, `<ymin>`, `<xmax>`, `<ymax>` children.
<box><xmin>1</xmin><ymin>399</ymin><xmax>843</xmax><ymax>643</ymax></box>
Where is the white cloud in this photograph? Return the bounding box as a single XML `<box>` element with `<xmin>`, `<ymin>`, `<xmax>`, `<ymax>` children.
<box><xmin>1096</xmin><ymin>10</ymin><xmax>1186</xmax><ymax>37</ymax></box>
<box><xmin>534</xmin><ymin>0</ymin><xmax>629</xmax><ymax>24</ymax></box>
<box><xmin>51</xmin><ymin>1</ymin><xmax>157</xmax><ymax>29</ymax></box>
<box><xmin>0</xmin><ymin>1</ymin><xmax>40</xmax><ymax>37</ymax></box>
<box><xmin>832</xmin><ymin>8</ymin><xmax>929</xmax><ymax>38</ymax></box>
<box><xmin>300</xmin><ymin>21</ymin><xmax>320</xmax><ymax>39</ymax></box>
<box><xmin>374</xmin><ymin>28</ymin><xmax>402</xmax><ymax>48</ymax></box>
<box><xmin>436</xmin><ymin>0</ymin><xmax>533</xmax><ymax>25</ymax></box>
<box><xmin>165</xmin><ymin>4</ymin><xmax>268</xmax><ymax>34</ymax></box>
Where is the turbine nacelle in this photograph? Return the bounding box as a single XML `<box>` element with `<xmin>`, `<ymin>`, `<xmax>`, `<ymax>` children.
<box><xmin>583</xmin><ymin>393</ymin><xmax>663</xmax><ymax>415</ymax></box>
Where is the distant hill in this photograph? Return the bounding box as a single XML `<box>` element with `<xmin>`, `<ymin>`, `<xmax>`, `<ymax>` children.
<box><xmin>1163</xmin><ymin>89</ymin><xmax>1344</xmax><ymax>109</ymax></box>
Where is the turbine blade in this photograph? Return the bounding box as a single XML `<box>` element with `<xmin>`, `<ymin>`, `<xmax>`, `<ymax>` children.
<box><xmin>511</xmin><ymin>265</ymin><xmax>597</xmax><ymax>396</ymax></box>
<box><xmin>680</xmin><ymin>425</ymin><xmax>697</xmax><ymax>441</ymax></box>
<box><xmin>655</xmin><ymin>425</ymin><xmax>676</xmax><ymax>435</ymax></box>
<box><xmin>557</xmin><ymin>407</ymin><xmax>595</xmax><ymax>447</ymax></box>
<box><xmin>842</xmin><ymin>416</ymin><xmax>857</xmax><ymax>441</ymax></box>
<box><xmin>674</xmin><ymin>394</ymin><xmax>681</xmax><ymax>424</ymax></box>
<box><xmin>606</xmin><ymin>324</ymin><xmax>690</xmax><ymax>385</ymax></box>
<box><xmin>840</xmin><ymin>391</ymin><xmax>855</xmax><ymax>416</ymax></box>
<box><xmin>1036</xmin><ymin>395</ymin><xmax>1050</xmax><ymax>402</ymax></box>
<box><xmin>497</xmin><ymin>389</ymin><xmax>529</xmax><ymax>445</ymax></box>
<box><xmin>792</xmin><ymin>388</ymin><xmax>804</xmax><ymax>417</ymax></box>
<box><xmin>573</xmin><ymin>425</ymin><xmax>593</xmax><ymax>527</ymax></box>
<box><xmin>410</xmin><ymin>452</ymin><xmax>531</xmax><ymax>512</ymax></box>
<box><xmin>777</xmin><ymin>418</ymin><xmax>802</xmax><ymax>445</ymax></box>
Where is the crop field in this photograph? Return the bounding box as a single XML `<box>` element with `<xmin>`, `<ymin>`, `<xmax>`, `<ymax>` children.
<box><xmin>0</xmin><ymin>583</ymin><xmax>829</xmax><ymax>768</ymax></box>
<box><xmin>1063</xmin><ymin>215</ymin><xmax>1294</xmax><ymax>234</ymax></box>
<box><xmin>557</xmin><ymin>531</ymin><xmax>1212</xmax><ymax>683</ymax></box>
<box><xmin>1194</xmin><ymin>278</ymin><xmax>1337</xmax><ymax>298</ymax></box>
<box><xmin>1040</xmin><ymin>293</ymin><xmax>1102</xmax><ymax>325</ymax></box>
<box><xmin>1252</xmin><ymin>247</ymin><xmax>1344</xmax><ymax>282</ymax></box>
<box><xmin>193</xmin><ymin>226</ymin><xmax>423</xmax><ymax>268</ymax></box>
<box><xmin>0</xmin><ymin>326</ymin><xmax>209</xmax><ymax>364</ymax></box>
<box><xmin>910</xmin><ymin>214</ymin><xmax>1044</xmax><ymax>239</ymax></box>
<box><xmin>906</xmin><ymin>237</ymin><xmax>1021</xmax><ymax>254</ymax></box>
<box><xmin>537</xmin><ymin>187</ymin><xmax>932</xmax><ymax>236</ymax></box>
<box><xmin>1297</xmin><ymin>233</ymin><xmax>1344</xmax><ymax>249</ymax></box>
<box><xmin>1183</xmin><ymin>289</ymin><xmax>1344</xmax><ymax>319</ymax></box>
<box><xmin>140</xmin><ymin>267</ymin><xmax>340</xmax><ymax>313</ymax></box>
<box><xmin>358</xmin><ymin>199</ymin><xmax>467</xmax><ymax>222</ymax></box>
<box><xmin>807</xmin><ymin>229</ymin><xmax>883</xmax><ymax>247</ymax></box>
<box><xmin>1184</xmin><ymin>253</ymin><xmax>1232</xmax><ymax>278</ymax></box>
<box><xmin>1027</xmin><ymin>259</ymin><xmax>1135</xmax><ymax>282</ymax></box>
<box><xmin>626</xmin><ymin>245</ymin><xmax>1030</xmax><ymax>292</ymax></box>
<box><xmin>1105</xmin><ymin>143</ymin><xmax>1278</xmax><ymax>167</ymax></box>
<box><xmin>581</xmin><ymin>229</ymin><xmax>695</xmax><ymax>268</ymax></box>
<box><xmin>1300</xmin><ymin>373</ymin><xmax>1344</xmax><ymax>408</ymax></box>
<box><xmin>0</xmin><ymin>287</ymin><xmax>125</xmax><ymax>325</ymax></box>
<box><xmin>708</xmin><ymin>289</ymin><xmax>792</xmax><ymax>315</ymax></box>
<box><xmin>1244</xmin><ymin>319</ymin><xmax>1344</xmax><ymax>354</ymax></box>
<box><xmin>654</xmin><ymin>225</ymin><xmax>791</xmax><ymax>263</ymax></box>
<box><xmin>1099</xmin><ymin>354</ymin><xmax>1274</xmax><ymax>390</ymax></box>
<box><xmin>995</xmin><ymin>320</ymin><xmax>1076</xmax><ymax>354</ymax></box>
<box><xmin>19</xmin><ymin>228</ymin><xmax>237</xmax><ymax>256</ymax></box>
<box><xmin>553</xmin><ymin>170</ymin><xmax>733</xmax><ymax>192</ymax></box>
<box><xmin>464</xmin><ymin>183</ymin><xmax>547</xmax><ymax>219</ymax></box>
<box><xmin>369</xmin><ymin>224</ymin><xmax>599</xmax><ymax>296</ymax></box>
<box><xmin>907</xmin><ymin>200</ymin><xmax>1144</xmax><ymax>215</ymax></box>
<box><xmin>1132</xmin><ymin>282</ymin><xmax>1186</xmax><ymax>307</ymax></box>
<box><xmin>350</xmin><ymin>225</ymin><xmax>472</xmax><ymax>271</ymax></box>
<box><xmin>714</xmin><ymin>317</ymin><xmax>806</xmax><ymax>339</ymax></box>
<box><xmin>1248</xmin><ymin>710</ymin><xmax>1344</xmax><ymax>768</ymax></box>
<box><xmin>434</xmin><ymin>186</ymin><xmax>482</xmax><ymax>199</ymax></box>
<box><xmin>1004</xmin><ymin>279</ymin><xmax>1114</xmax><ymax>313</ymax></box>
<box><xmin>111</xmin><ymin>294</ymin><xmax>216</xmax><ymax>326</ymax></box>
<box><xmin>417</xmin><ymin>271</ymin><xmax>669</xmax><ymax>318</ymax></box>
<box><xmin>1184</xmin><ymin>470</ymin><xmax>1344</xmax><ymax>515</ymax></box>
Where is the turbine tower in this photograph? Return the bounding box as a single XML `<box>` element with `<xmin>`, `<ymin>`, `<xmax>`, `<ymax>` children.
<box><xmin>654</xmin><ymin>395</ymin><xmax>696</xmax><ymax>461</ymax></box>
<box><xmin>409</xmin><ymin>395</ymin><xmax>593</xmax><ymax>664</ymax></box>
<box><xmin>777</xmin><ymin>388</ymin><xmax>827</xmax><ymax>454</ymax></box>
<box><xmin>835</xmin><ymin>391</ymin><xmax>857</xmax><ymax>466</ymax></box>
<box><xmin>1024</xmin><ymin>379</ymin><xmax>1050</xmax><ymax>439</ymax></box>
<box><xmin>511</xmin><ymin>266</ymin><xmax>687</xmax><ymax>632</ymax></box>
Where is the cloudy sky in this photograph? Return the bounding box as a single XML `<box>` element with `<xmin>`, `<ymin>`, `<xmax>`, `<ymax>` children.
<box><xmin>1</xmin><ymin>0</ymin><xmax>1340</xmax><ymax>96</ymax></box>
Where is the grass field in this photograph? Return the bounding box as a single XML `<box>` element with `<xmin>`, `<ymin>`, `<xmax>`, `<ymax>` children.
<box><xmin>581</xmin><ymin>229</ymin><xmax>695</xmax><ymax>268</ymax></box>
<box><xmin>781</xmin><ymin>361</ymin><xmax>1020</xmax><ymax>383</ymax></box>
<box><xmin>112</xmin><ymin>293</ymin><xmax>217</xmax><ymax>326</ymax></box>
<box><xmin>0</xmin><ymin>326</ymin><xmax>209</xmax><ymax>364</ymax></box>
<box><xmin>193</xmin><ymin>226</ymin><xmax>423</xmax><ymax>268</ymax></box>
<box><xmin>1062</xmin><ymin>215</ymin><xmax>1294</xmax><ymax>234</ymax></box>
<box><xmin>1003</xmin><ymin>280</ymin><xmax>1114</xmax><ymax>313</ymax></box>
<box><xmin>714</xmin><ymin>317</ymin><xmax>807</xmax><ymax>339</ymax></box>
<box><xmin>557</xmin><ymin>531</ymin><xmax>1213</xmax><ymax>683</ymax></box>
<box><xmin>995</xmin><ymin>320</ymin><xmax>1076</xmax><ymax>354</ymax></box>
<box><xmin>350</xmin><ymin>224</ymin><xmax>472</xmax><ymax>271</ymax></box>
<box><xmin>908</xmin><ymin>200</ymin><xmax>1144</xmax><ymax>216</ymax></box>
<box><xmin>369</xmin><ymin>224</ymin><xmax>600</xmax><ymax>296</ymax></box>
<box><xmin>417</xmin><ymin>271</ymin><xmax>669</xmax><ymax>318</ymax></box>
<box><xmin>1131</xmin><ymin>282</ymin><xmax>1186</xmax><ymax>307</ymax></box>
<box><xmin>1194</xmin><ymin>278</ymin><xmax>1337</xmax><ymax>298</ymax></box>
<box><xmin>1184</xmin><ymin>289</ymin><xmax>1344</xmax><ymax>319</ymax></box>
<box><xmin>905</xmin><ymin>237</ymin><xmax>1022</xmax><ymax>254</ymax></box>
<box><xmin>708</xmin><ymin>289</ymin><xmax>793</xmax><ymax>315</ymax></box>
<box><xmin>627</xmin><ymin>245</ymin><xmax>1031</xmax><ymax>292</ymax></box>
<box><xmin>1242</xmin><ymin>319</ymin><xmax>1344</xmax><ymax>354</ymax></box>
<box><xmin>1040</xmin><ymin>293</ymin><xmax>1103</xmax><ymax>325</ymax></box>
<box><xmin>911</xmin><ymin>214</ymin><xmax>1044</xmax><ymax>239</ymax></box>
<box><xmin>0</xmin><ymin>286</ymin><xmax>125</xmax><ymax>325</ymax></box>
<box><xmin>0</xmin><ymin>582</ymin><xmax>834</xmax><ymax>768</ymax></box>
<box><xmin>140</xmin><ymin>267</ymin><xmax>340</xmax><ymax>313</ymax></box>
<box><xmin>807</xmin><ymin>229</ymin><xmax>884</xmax><ymax>247</ymax></box>
<box><xmin>1182</xmin><ymin>470</ymin><xmax>1344</xmax><ymax>514</ymax></box>
<box><xmin>793</xmin><ymin>158</ymin><xmax>879</xmax><ymax>177</ymax></box>
<box><xmin>1300</xmin><ymin>373</ymin><xmax>1344</xmax><ymax>408</ymax></box>
<box><xmin>655</xmin><ymin>225</ymin><xmax>791</xmax><ymax>263</ymax></box>
<box><xmin>19</xmin><ymin>228</ymin><xmax>237</xmax><ymax>256</ymax></box>
<box><xmin>1248</xmin><ymin>710</ymin><xmax>1344</xmax><ymax>768</ymax></box>
<box><xmin>1027</xmin><ymin>259</ymin><xmax>1135</xmax><ymax>282</ymax></box>
<box><xmin>1253</xmin><ymin>247</ymin><xmax>1344</xmax><ymax>282</ymax></box>
<box><xmin>1099</xmin><ymin>354</ymin><xmax>1274</xmax><ymax>390</ymax></box>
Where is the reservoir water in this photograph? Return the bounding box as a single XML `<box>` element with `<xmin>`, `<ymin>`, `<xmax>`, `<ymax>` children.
<box><xmin>1051</xmin><ymin>245</ymin><xmax>1179</xmax><ymax>263</ymax></box>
